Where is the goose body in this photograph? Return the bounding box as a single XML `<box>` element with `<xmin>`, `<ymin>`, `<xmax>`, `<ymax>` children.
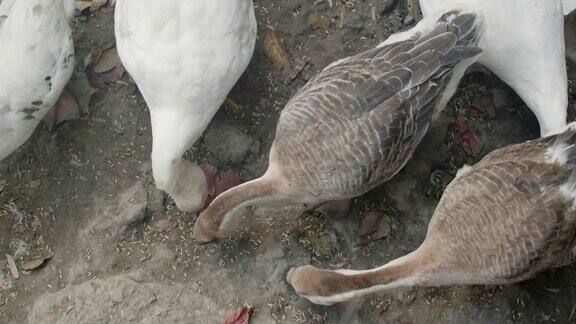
<box><xmin>288</xmin><ymin>123</ymin><xmax>576</xmax><ymax>306</ymax></box>
<box><xmin>115</xmin><ymin>0</ymin><xmax>256</xmax><ymax>211</ymax></box>
<box><xmin>193</xmin><ymin>11</ymin><xmax>483</xmax><ymax>243</ymax></box>
<box><xmin>0</xmin><ymin>0</ymin><xmax>75</xmax><ymax>161</ymax></box>
<box><xmin>417</xmin><ymin>0</ymin><xmax>570</xmax><ymax>135</ymax></box>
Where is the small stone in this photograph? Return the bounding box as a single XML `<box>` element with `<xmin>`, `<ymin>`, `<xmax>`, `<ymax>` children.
<box><xmin>204</xmin><ymin>121</ymin><xmax>260</xmax><ymax>164</ymax></box>
<box><xmin>156</xmin><ymin>219</ymin><xmax>176</xmax><ymax>232</ymax></box>
<box><xmin>403</xmin><ymin>14</ymin><xmax>414</xmax><ymax>25</ymax></box>
<box><xmin>379</xmin><ymin>0</ymin><xmax>397</xmax><ymax>14</ymax></box>
<box><xmin>147</xmin><ymin>186</ymin><xmax>165</xmax><ymax>215</ymax></box>
<box><xmin>356</xmin><ymin>211</ymin><xmax>392</xmax><ymax>245</ymax></box>
<box><xmin>117</xmin><ymin>183</ymin><xmax>148</xmax><ymax>226</ymax></box>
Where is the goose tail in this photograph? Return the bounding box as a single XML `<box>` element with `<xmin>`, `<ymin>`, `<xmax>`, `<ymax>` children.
<box><xmin>547</xmin><ymin>122</ymin><xmax>576</xmax><ymax>166</ymax></box>
<box><xmin>564</xmin><ymin>0</ymin><xmax>576</xmax><ymax>15</ymax></box>
<box><xmin>435</xmin><ymin>10</ymin><xmax>484</xmax><ymax>68</ymax></box>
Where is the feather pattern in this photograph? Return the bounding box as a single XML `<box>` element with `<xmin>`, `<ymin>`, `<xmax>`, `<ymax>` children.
<box><xmin>0</xmin><ymin>0</ymin><xmax>74</xmax><ymax>161</ymax></box>
<box><xmin>115</xmin><ymin>0</ymin><xmax>256</xmax><ymax>212</ymax></box>
<box><xmin>420</xmin><ymin>0</ymin><xmax>568</xmax><ymax>135</ymax></box>
<box><xmin>193</xmin><ymin>11</ymin><xmax>482</xmax><ymax>243</ymax></box>
<box><xmin>427</xmin><ymin>127</ymin><xmax>576</xmax><ymax>283</ymax></box>
<box><xmin>273</xmin><ymin>12</ymin><xmax>481</xmax><ymax>199</ymax></box>
<box><xmin>288</xmin><ymin>125</ymin><xmax>576</xmax><ymax>306</ymax></box>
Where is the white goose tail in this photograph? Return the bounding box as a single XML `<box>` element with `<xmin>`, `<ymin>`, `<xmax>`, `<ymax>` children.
<box><xmin>564</xmin><ymin>0</ymin><xmax>576</xmax><ymax>15</ymax></box>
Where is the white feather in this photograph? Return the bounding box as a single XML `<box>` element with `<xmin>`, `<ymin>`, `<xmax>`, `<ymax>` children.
<box><xmin>0</xmin><ymin>0</ymin><xmax>74</xmax><ymax>161</ymax></box>
<box><xmin>420</xmin><ymin>0</ymin><xmax>568</xmax><ymax>135</ymax></box>
<box><xmin>115</xmin><ymin>0</ymin><xmax>257</xmax><ymax>211</ymax></box>
<box><xmin>564</xmin><ymin>0</ymin><xmax>576</xmax><ymax>15</ymax></box>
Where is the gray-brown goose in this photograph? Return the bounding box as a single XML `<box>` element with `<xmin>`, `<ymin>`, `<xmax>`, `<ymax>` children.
<box><xmin>288</xmin><ymin>124</ymin><xmax>576</xmax><ymax>305</ymax></box>
<box><xmin>193</xmin><ymin>11</ymin><xmax>483</xmax><ymax>243</ymax></box>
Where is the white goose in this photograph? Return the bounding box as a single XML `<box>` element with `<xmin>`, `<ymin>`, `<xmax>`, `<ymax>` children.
<box><xmin>408</xmin><ymin>0</ymin><xmax>576</xmax><ymax>136</ymax></box>
<box><xmin>115</xmin><ymin>0</ymin><xmax>257</xmax><ymax>212</ymax></box>
<box><xmin>0</xmin><ymin>0</ymin><xmax>75</xmax><ymax>161</ymax></box>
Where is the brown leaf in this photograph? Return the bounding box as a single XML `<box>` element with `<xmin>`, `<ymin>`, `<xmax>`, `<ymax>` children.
<box><xmin>199</xmin><ymin>164</ymin><xmax>218</xmax><ymax>198</ymax></box>
<box><xmin>357</xmin><ymin>212</ymin><xmax>381</xmax><ymax>237</ymax></box>
<box><xmin>224</xmin><ymin>306</ymin><xmax>251</xmax><ymax>324</ymax></box>
<box><xmin>456</xmin><ymin>117</ymin><xmax>483</xmax><ymax>157</ymax></box>
<box><xmin>89</xmin><ymin>65</ymin><xmax>125</xmax><ymax>89</ymax></box>
<box><xmin>356</xmin><ymin>212</ymin><xmax>390</xmax><ymax>246</ymax></box>
<box><xmin>264</xmin><ymin>32</ymin><xmax>291</xmax><ymax>70</ymax></box>
<box><xmin>215</xmin><ymin>170</ymin><xmax>242</xmax><ymax>197</ymax></box>
<box><xmin>263</xmin><ymin>31</ymin><xmax>307</xmax><ymax>84</ymax></box>
<box><xmin>21</xmin><ymin>256</ymin><xmax>52</xmax><ymax>271</ymax></box>
<box><xmin>94</xmin><ymin>47</ymin><xmax>121</xmax><ymax>74</ymax></box>
<box><xmin>68</xmin><ymin>71</ymin><xmax>97</xmax><ymax>113</ymax></box>
<box><xmin>43</xmin><ymin>88</ymin><xmax>80</xmax><ymax>131</ymax></box>
<box><xmin>157</xmin><ymin>219</ymin><xmax>176</xmax><ymax>232</ymax></box>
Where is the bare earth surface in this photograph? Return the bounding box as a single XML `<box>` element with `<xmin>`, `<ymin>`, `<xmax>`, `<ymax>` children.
<box><xmin>1</xmin><ymin>1</ymin><xmax>575</xmax><ymax>323</ymax></box>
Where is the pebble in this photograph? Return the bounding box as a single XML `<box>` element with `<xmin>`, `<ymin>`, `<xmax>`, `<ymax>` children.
<box><xmin>204</xmin><ymin>121</ymin><xmax>260</xmax><ymax>164</ymax></box>
<box><xmin>403</xmin><ymin>14</ymin><xmax>414</xmax><ymax>25</ymax></box>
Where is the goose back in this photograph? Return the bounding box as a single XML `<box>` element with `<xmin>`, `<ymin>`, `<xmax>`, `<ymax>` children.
<box><xmin>272</xmin><ymin>12</ymin><xmax>482</xmax><ymax>199</ymax></box>
<box><xmin>426</xmin><ymin>128</ymin><xmax>576</xmax><ymax>284</ymax></box>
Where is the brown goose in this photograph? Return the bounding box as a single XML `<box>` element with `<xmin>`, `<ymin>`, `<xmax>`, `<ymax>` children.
<box><xmin>193</xmin><ymin>11</ymin><xmax>483</xmax><ymax>243</ymax></box>
<box><xmin>288</xmin><ymin>124</ymin><xmax>576</xmax><ymax>305</ymax></box>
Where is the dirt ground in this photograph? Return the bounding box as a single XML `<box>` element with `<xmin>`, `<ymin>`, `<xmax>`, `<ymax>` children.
<box><xmin>1</xmin><ymin>0</ymin><xmax>576</xmax><ymax>323</ymax></box>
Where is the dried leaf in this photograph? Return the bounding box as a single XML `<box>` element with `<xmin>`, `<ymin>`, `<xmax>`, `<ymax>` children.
<box><xmin>200</xmin><ymin>164</ymin><xmax>218</xmax><ymax>198</ymax></box>
<box><xmin>75</xmin><ymin>1</ymin><xmax>92</xmax><ymax>11</ymax></box>
<box><xmin>43</xmin><ymin>88</ymin><xmax>80</xmax><ymax>131</ymax></box>
<box><xmin>264</xmin><ymin>31</ymin><xmax>291</xmax><ymax>70</ymax></box>
<box><xmin>68</xmin><ymin>71</ymin><xmax>97</xmax><ymax>113</ymax></box>
<box><xmin>372</xmin><ymin>216</ymin><xmax>391</xmax><ymax>240</ymax></box>
<box><xmin>263</xmin><ymin>31</ymin><xmax>307</xmax><ymax>84</ymax></box>
<box><xmin>21</xmin><ymin>256</ymin><xmax>51</xmax><ymax>271</ymax></box>
<box><xmin>337</xmin><ymin>4</ymin><xmax>347</xmax><ymax>29</ymax></box>
<box><xmin>357</xmin><ymin>212</ymin><xmax>380</xmax><ymax>237</ymax></box>
<box><xmin>356</xmin><ymin>212</ymin><xmax>390</xmax><ymax>246</ymax></box>
<box><xmin>224</xmin><ymin>306</ymin><xmax>251</xmax><ymax>324</ymax></box>
<box><xmin>308</xmin><ymin>12</ymin><xmax>328</xmax><ymax>30</ymax></box>
<box><xmin>157</xmin><ymin>219</ymin><xmax>176</xmax><ymax>232</ymax></box>
<box><xmin>90</xmin><ymin>0</ymin><xmax>108</xmax><ymax>11</ymax></box>
<box><xmin>215</xmin><ymin>170</ymin><xmax>242</xmax><ymax>197</ymax></box>
<box><xmin>6</xmin><ymin>254</ymin><xmax>18</xmax><ymax>279</ymax></box>
<box><xmin>89</xmin><ymin>65</ymin><xmax>125</xmax><ymax>89</ymax></box>
<box><xmin>94</xmin><ymin>47</ymin><xmax>121</xmax><ymax>74</ymax></box>
<box><xmin>75</xmin><ymin>0</ymin><xmax>108</xmax><ymax>11</ymax></box>
<box><xmin>456</xmin><ymin>117</ymin><xmax>483</xmax><ymax>157</ymax></box>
